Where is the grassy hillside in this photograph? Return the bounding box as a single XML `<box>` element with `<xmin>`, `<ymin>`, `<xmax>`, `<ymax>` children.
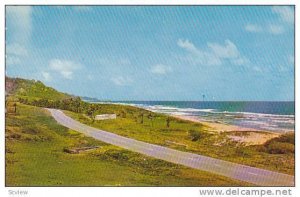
<box><xmin>6</xmin><ymin>77</ymin><xmax>70</xmax><ymax>101</ymax></box>
<box><xmin>5</xmin><ymin>76</ymin><xmax>152</xmax><ymax>117</ymax></box>
<box><xmin>5</xmin><ymin>103</ymin><xmax>249</xmax><ymax>186</ymax></box>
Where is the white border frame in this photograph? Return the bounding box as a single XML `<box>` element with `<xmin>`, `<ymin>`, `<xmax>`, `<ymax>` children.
<box><xmin>0</xmin><ymin>1</ymin><xmax>298</xmax><ymax>197</ymax></box>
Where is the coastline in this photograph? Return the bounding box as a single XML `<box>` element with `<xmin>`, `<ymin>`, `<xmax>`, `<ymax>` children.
<box><xmin>107</xmin><ymin>101</ymin><xmax>294</xmax><ymax>134</ymax></box>
<box><xmin>93</xmin><ymin>101</ymin><xmax>294</xmax><ymax>145</ymax></box>
<box><xmin>172</xmin><ymin>115</ymin><xmax>284</xmax><ymax>145</ymax></box>
<box><xmin>172</xmin><ymin>115</ymin><xmax>260</xmax><ymax>132</ymax></box>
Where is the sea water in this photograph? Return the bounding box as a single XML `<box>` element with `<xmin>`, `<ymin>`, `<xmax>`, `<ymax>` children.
<box><xmin>94</xmin><ymin>101</ymin><xmax>295</xmax><ymax>133</ymax></box>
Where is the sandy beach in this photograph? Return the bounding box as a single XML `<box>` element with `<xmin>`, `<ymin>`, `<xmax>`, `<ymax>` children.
<box><xmin>172</xmin><ymin>115</ymin><xmax>263</xmax><ymax>132</ymax></box>
<box><xmin>173</xmin><ymin>115</ymin><xmax>282</xmax><ymax>145</ymax></box>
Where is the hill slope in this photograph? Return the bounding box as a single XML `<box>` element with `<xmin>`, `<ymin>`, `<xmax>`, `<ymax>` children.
<box><xmin>6</xmin><ymin>77</ymin><xmax>71</xmax><ymax>101</ymax></box>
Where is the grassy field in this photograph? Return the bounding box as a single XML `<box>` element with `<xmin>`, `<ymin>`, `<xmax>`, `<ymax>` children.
<box><xmin>6</xmin><ymin>103</ymin><xmax>250</xmax><ymax>186</ymax></box>
<box><xmin>65</xmin><ymin>108</ymin><xmax>295</xmax><ymax>175</ymax></box>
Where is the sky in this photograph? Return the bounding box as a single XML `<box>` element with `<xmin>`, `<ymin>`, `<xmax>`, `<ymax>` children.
<box><xmin>6</xmin><ymin>6</ymin><xmax>294</xmax><ymax>101</ymax></box>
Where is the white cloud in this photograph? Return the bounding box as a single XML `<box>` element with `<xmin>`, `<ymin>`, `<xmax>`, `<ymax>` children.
<box><xmin>177</xmin><ymin>39</ymin><xmax>222</xmax><ymax>66</ymax></box>
<box><xmin>208</xmin><ymin>40</ymin><xmax>250</xmax><ymax>65</ymax></box>
<box><xmin>49</xmin><ymin>59</ymin><xmax>82</xmax><ymax>79</ymax></box>
<box><xmin>272</xmin><ymin>6</ymin><xmax>294</xmax><ymax>24</ymax></box>
<box><xmin>6</xmin><ymin>43</ymin><xmax>28</xmax><ymax>66</ymax></box>
<box><xmin>150</xmin><ymin>64</ymin><xmax>172</xmax><ymax>75</ymax></box>
<box><xmin>6</xmin><ymin>6</ymin><xmax>32</xmax><ymax>67</ymax></box>
<box><xmin>245</xmin><ymin>24</ymin><xmax>262</xmax><ymax>33</ymax></box>
<box><xmin>41</xmin><ymin>71</ymin><xmax>52</xmax><ymax>81</ymax></box>
<box><xmin>111</xmin><ymin>76</ymin><xmax>133</xmax><ymax>86</ymax></box>
<box><xmin>177</xmin><ymin>39</ymin><xmax>201</xmax><ymax>55</ymax></box>
<box><xmin>7</xmin><ymin>43</ymin><xmax>28</xmax><ymax>57</ymax></box>
<box><xmin>232</xmin><ymin>56</ymin><xmax>250</xmax><ymax>66</ymax></box>
<box><xmin>244</xmin><ymin>7</ymin><xmax>293</xmax><ymax>36</ymax></box>
<box><xmin>178</xmin><ymin>39</ymin><xmax>250</xmax><ymax>66</ymax></box>
<box><xmin>6</xmin><ymin>55</ymin><xmax>21</xmax><ymax>66</ymax></box>
<box><xmin>208</xmin><ymin>40</ymin><xmax>239</xmax><ymax>59</ymax></box>
<box><xmin>268</xmin><ymin>24</ymin><xmax>285</xmax><ymax>35</ymax></box>
<box><xmin>6</xmin><ymin>6</ymin><xmax>32</xmax><ymax>44</ymax></box>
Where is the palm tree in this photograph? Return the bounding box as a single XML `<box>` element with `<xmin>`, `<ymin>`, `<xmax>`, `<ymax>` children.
<box><xmin>166</xmin><ymin>117</ymin><xmax>170</xmax><ymax>128</ymax></box>
<box><xmin>140</xmin><ymin>112</ymin><xmax>144</xmax><ymax>124</ymax></box>
<box><xmin>148</xmin><ymin>113</ymin><xmax>154</xmax><ymax>126</ymax></box>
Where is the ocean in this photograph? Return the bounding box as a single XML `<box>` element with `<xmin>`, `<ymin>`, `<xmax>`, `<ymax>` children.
<box><xmin>93</xmin><ymin>101</ymin><xmax>295</xmax><ymax>133</ymax></box>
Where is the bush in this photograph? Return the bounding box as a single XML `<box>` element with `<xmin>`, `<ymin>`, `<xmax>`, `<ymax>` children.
<box><xmin>255</xmin><ymin>145</ymin><xmax>267</xmax><ymax>153</ymax></box>
<box><xmin>9</xmin><ymin>133</ymin><xmax>21</xmax><ymax>139</ymax></box>
<box><xmin>22</xmin><ymin>126</ymin><xmax>39</xmax><ymax>134</ymax></box>
<box><xmin>189</xmin><ymin>130</ymin><xmax>203</xmax><ymax>141</ymax></box>
<box><xmin>104</xmin><ymin>150</ymin><xmax>130</xmax><ymax>161</ymax></box>
<box><xmin>261</xmin><ymin>133</ymin><xmax>295</xmax><ymax>154</ymax></box>
<box><xmin>265</xmin><ymin>133</ymin><xmax>295</xmax><ymax>146</ymax></box>
<box><xmin>235</xmin><ymin>148</ymin><xmax>252</xmax><ymax>157</ymax></box>
<box><xmin>276</xmin><ymin>133</ymin><xmax>295</xmax><ymax>144</ymax></box>
<box><xmin>266</xmin><ymin>142</ymin><xmax>295</xmax><ymax>154</ymax></box>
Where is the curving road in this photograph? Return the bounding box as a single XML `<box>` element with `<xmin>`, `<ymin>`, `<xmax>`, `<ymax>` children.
<box><xmin>47</xmin><ymin>108</ymin><xmax>294</xmax><ymax>186</ymax></box>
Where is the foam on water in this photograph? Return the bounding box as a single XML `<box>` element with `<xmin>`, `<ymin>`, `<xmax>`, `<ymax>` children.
<box><xmin>95</xmin><ymin>101</ymin><xmax>295</xmax><ymax>133</ymax></box>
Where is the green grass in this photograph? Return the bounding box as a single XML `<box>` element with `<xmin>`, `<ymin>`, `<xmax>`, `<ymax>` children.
<box><xmin>65</xmin><ymin>109</ymin><xmax>295</xmax><ymax>175</ymax></box>
<box><xmin>6</xmin><ymin>77</ymin><xmax>70</xmax><ymax>101</ymax></box>
<box><xmin>6</xmin><ymin>103</ymin><xmax>250</xmax><ymax>186</ymax></box>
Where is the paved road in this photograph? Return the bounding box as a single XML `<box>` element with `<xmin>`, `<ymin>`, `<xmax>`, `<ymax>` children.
<box><xmin>48</xmin><ymin>109</ymin><xmax>294</xmax><ymax>186</ymax></box>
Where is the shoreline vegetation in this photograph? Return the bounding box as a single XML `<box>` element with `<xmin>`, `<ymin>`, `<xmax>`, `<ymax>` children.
<box><xmin>172</xmin><ymin>115</ymin><xmax>282</xmax><ymax>145</ymax></box>
<box><xmin>5</xmin><ymin>77</ymin><xmax>295</xmax><ymax>186</ymax></box>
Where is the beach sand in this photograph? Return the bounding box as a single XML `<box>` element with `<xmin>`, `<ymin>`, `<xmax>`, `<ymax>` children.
<box><xmin>226</xmin><ymin>132</ymin><xmax>280</xmax><ymax>145</ymax></box>
<box><xmin>172</xmin><ymin>115</ymin><xmax>282</xmax><ymax>145</ymax></box>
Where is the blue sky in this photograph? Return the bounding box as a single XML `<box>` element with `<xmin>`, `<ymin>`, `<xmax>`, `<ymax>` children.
<box><xmin>6</xmin><ymin>6</ymin><xmax>294</xmax><ymax>101</ymax></box>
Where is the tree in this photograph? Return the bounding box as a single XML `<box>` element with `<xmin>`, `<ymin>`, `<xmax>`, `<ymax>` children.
<box><xmin>120</xmin><ymin>110</ymin><xmax>126</xmax><ymax>118</ymax></box>
<box><xmin>87</xmin><ymin>104</ymin><xmax>97</xmax><ymax>123</ymax></box>
<box><xmin>166</xmin><ymin>117</ymin><xmax>171</xmax><ymax>128</ymax></box>
<box><xmin>74</xmin><ymin>97</ymin><xmax>82</xmax><ymax>113</ymax></box>
<box><xmin>139</xmin><ymin>112</ymin><xmax>144</xmax><ymax>124</ymax></box>
<box><xmin>189</xmin><ymin>130</ymin><xmax>201</xmax><ymax>141</ymax></box>
<box><xmin>148</xmin><ymin>113</ymin><xmax>154</xmax><ymax>126</ymax></box>
<box><xmin>133</xmin><ymin>115</ymin><xmax>138</xmax><ymax>123</ymax></box>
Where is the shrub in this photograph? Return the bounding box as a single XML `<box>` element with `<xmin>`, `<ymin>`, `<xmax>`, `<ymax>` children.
<box><xmin>235</xmin><ymin>148</ymin><xmax>252</xmax><ymax>157</ymax></box>
<box><xmin>255</xmin><ymin>145</ymin><xmax>267</xmax><ymax>153</ymax></box>
<box><xmin>105</xmin><ymin>150</ymin><xmax>129</xmax><ymax>161</ymax></box>
<box><xmin>9</xmin><ymin>133</ymin><xmax>21</xmax><ymax>139</ymax></box>
<box><xmin>265</xmin><ymin>133</ymin><xmax>295</xmax><ymax>146</ymax></box>
<box><xmin>22</xmin><ymin>126</ymin><xmax>38</xmax><ymax>134</ymax></box>
<box><xmin>262</xmin><ymin>133</ymin><xmax>295</xmax><ymax>154</ymax></box>
<box><xmin>189</xmin><ymin>130</ymin><xmax>202</xmax><ymax>141</ymax></box>
<box><xmin>266</xmin><ymin>142</ymin><xmax>295</xmax><ymax>154</ymax></box>
<box><xmin>120</xmin><ymin>110</ymin><xmax>127</xmax><ymax>118</ymax></box>
<box><xmin>276</xmin><ymin>133</ymin><xmax>295</xmax><ymax>144</ymax></box>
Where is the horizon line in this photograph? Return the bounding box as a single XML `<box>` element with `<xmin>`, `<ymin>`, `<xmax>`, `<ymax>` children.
<box><xmin>83</xmin><ymin>99</ymin><xmax>295</xmax><ymax>103</ymax></box>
